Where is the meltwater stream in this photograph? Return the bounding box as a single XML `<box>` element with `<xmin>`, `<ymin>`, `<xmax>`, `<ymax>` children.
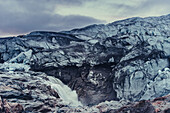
<box><xmin>45</xmin><ymin>76</ymin><xmax>82</xmax><ymax>107</ymax></box>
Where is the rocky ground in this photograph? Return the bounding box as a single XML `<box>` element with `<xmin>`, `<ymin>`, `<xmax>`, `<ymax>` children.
<box><xmin>0</xmin><ymin>70</ymin><xmax>169</xmax><ymax>112</ymax></box>
<box><xmin>56</xmin><ymin>95</ymin><xmax>170</xmax><ymax>113</ymax></box>
<box><xmin>0</xmin><ymin>14</ymin><xmax>170</xmax><ymax>112</ymax></box>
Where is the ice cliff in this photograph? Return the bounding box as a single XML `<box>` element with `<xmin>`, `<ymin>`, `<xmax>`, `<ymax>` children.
<box><xmin>0</xmin><ymin>14</ymin><xmax>170</xmax><ymax>112</ymax></box>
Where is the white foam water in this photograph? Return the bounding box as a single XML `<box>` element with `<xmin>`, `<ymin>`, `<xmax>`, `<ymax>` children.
<box><xmin>45</xmin><ymin>76</ymin><xmax>82</xmax><ymax>107</ymax></box>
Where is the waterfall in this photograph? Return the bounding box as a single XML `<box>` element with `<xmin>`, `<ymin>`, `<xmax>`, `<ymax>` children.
<box><xmin>45</xmin><ymin>76</ymin><xmax>82</xmax><ymax>107</ymax></box>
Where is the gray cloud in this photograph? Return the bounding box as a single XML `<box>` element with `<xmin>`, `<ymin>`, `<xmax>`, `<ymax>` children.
<box><xmin>0</xmin><ymin>0</ymin><xmax>169</xmax><ymax>37</ymax></box>
<box><xmin>108</xmin><ymin>0</ymin><xmax>170</xmax><ymax>18</ymax></box>
<box><xmin>0</xmin><ymin>0</ymin><xmax>103</xmax><ymax>36</ymax></box>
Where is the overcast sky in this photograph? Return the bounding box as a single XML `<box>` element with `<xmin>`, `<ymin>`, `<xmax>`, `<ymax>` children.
<box><xmin>0</xmin><ymin>0</ymin><xmax>169</xmax><ymax>37</ymax></box>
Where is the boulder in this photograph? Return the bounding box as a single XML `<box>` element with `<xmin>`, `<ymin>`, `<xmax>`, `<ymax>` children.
<box><xmin>0</xmin><ymin>97</ymin><xmax>24</xmax><ymax>113</ymax></box>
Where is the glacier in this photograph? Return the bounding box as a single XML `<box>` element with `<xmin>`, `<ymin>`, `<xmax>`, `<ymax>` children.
<box><xmin>0</xmin><ymin>14</ymin><xmax>170</xmax><ymax>112</ymax></box>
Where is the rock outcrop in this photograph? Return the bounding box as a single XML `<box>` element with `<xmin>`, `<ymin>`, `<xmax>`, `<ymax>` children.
<box><xmin>0</xmin><ymin>96</ymin><xmax>24</xmax><ymax>113</ymax></box>
<box><xmin>0</xmin><ymin>71</ymin><xmax>60</xmax><ymax>112</ymax></box>
<box><xmin>0</xmin><ymin>14</ymin><xmax>170</xmax><ymax>108</ymax></box>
